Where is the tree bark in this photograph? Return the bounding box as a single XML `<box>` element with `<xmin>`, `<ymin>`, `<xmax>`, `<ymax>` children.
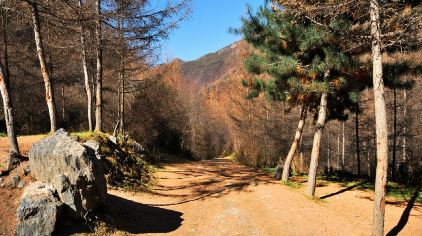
<box><xmin>78</xmin><ymin>0</ymin><xmax>93</xmax><ymax>131</ymax></box>
<box><xmin>29</xmin><ymin>2</ymin><xmax>57</xmax><ymax>133</ymax></box>
<box><xmin>94</xmin><ymin>0</ymin><xmax>103</xmax><ymax>132</ymax></box>
<box><xmin>370</xmin><ymin>0</ymin><xmax>389</xmax><ymax>235</ymax></box>
<box><xmin>0</xmin><ymin>63</ymin><xmax>19</xmax><ymax>156</ymax></box>
<box><xmin>278</xmin><ymin>104</ymin><xmax>307</xmax><ymax>181</ymax></box>
<box><xmin>0</xmin><ymin>10</ymin><xmax>19</xmax><ymax>156</ymax></box>
<box><xmin>306</xmin><ymin>91</ymin><xmax>328</xmax><ymax>197</ymax></box>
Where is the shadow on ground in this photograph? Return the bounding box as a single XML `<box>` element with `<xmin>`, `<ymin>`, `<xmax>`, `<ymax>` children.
<box><xmin>54</xmin><ymin>194</ymin><xmax>183</xmax><ymax>235</ymax></box>
<box><xmin>387</xmin><ymin>184</ymin><xmax>422</xmax><ymax>236</ymax></box>
<box><xmin>148</xmin><ymin>158</ymin><xmax>277</xmax><ymax>206</ymax></box>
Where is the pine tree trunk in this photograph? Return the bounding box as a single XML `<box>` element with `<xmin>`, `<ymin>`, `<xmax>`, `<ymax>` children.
<box><xmin>306</xmin><ymin>92</ymin><xmax>328</xmax><ymax>197</ymax></box>
<box><xmin>78</xmin><ymin>0</ymin><xmax>93</xmax><ymax>131</ymax></box>
<box><xmin>94</xmin><ymin>0</ymin><xmax>103</xmax><ymax>132</ymax></box>
<box><xmin>278</xmin><ymin>104</ymin><xmax>307</xmax><ymax>181</ymax></box>
<box><xmin>29</xmin><ymin>2</ymin><xmax>57</xmax><ymax>133</ymax></box>
<box><xmin>370</xmin><ymin>0</ymin><xmax>389</xmax><ymax>235</ymax></box>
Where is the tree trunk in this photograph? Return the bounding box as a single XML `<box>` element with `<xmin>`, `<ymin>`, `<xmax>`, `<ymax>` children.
<box><xmin>370</xmin><ymin>0</ymin><xmax>389</xmax><ymax>235</ymax></box>
<box><xmin>306</xmin><ymin>92</ymin><xmax>328</xmax><ymax>197</ymax></box>
<box><xmin>119</xmin><ymin>63</ymin><xmax>125</xmax><ymax>135</ymax></box>
<box><xmin>29</xmin><ymin>2</ymin><xmax>57</xmax><ymax>133</ymax></box>
<box><xmin>402</xmin><ymin>89</ymin><xmax>407</xmax><ymax>162</ymax></box>
<box><xmin>355</xmin><ymin>104</ymin><xmax>361</xmax><ymax>177</ymax></box>
<box><xmin>0</xmin><ymin>64</ymin><xmax>19</xmax><ymax>156</ymax></box>
<box><xmin>0</xmin><ymin>10</ymin><xmax>19</xmax><ymax>156</ymax></box>
<box><xmin>61</xmin><ymin>84</ymin><xmax>65</xmax><ymax>125</ymax></box>
<box><xmin>277</xmin><ymin>104</ymin><xmax>307</xmax><ymax>181</ymax></box>
<box><xmin>94</xmin><ymin>0</ymin><xmax>103</xmax><ymax>132</ymax></box>
<box><xmin>78</xmin><ymin>0</ymin><xmax>93</xmax><ymax>131</ymax></box>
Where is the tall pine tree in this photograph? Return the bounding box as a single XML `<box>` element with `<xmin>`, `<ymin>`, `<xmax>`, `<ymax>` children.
<box><xmin>236</xmin><ymin>5</ymin><xmax>366</xmax><ymax>193</ymax></box>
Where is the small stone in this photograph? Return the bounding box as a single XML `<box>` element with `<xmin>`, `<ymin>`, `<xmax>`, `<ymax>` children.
<box><xmin>18</xmin><ymin>181</ymin><xmax>25</xmax><ymax>188</ymax></box>
<box><xmin>16</xmin><ymin>168</ymin><xmax>22</xmax><ymax>176</ymax></box>
<box><xmin>23</xmin><ymin>166</ymin><xmax>31</xmax><ymax>176</ymax></box>
<box><xmin>11</xmin><ymin>175</ymin><xmax>20</xmax><ymax>188</ymax></box>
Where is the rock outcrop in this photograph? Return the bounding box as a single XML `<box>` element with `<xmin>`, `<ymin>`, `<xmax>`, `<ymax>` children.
<box><xmin>15</xmin><ymin>182</ymin><xmax>62</xmax><ymax>236</ymax></box>
<box><xmin>29</xmin><ymin>129</ymin><xmax>107</xmax><ymax>217</ymax></box>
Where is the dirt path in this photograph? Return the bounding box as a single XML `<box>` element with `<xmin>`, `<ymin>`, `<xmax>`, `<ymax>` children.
<box><xmin>108</xmin><ymin>158</ymin><xmax>422</xmax><ymax>236</ymax></box>
<box><xmin>1</xmin><ymin>136</ymin><xmax>422</xmax><ymax>235</ymax></box>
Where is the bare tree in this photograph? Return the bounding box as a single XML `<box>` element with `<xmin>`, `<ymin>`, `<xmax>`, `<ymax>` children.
<box><xmin>27</xmin><ymin>1</ymin><xmax>57</xmax><ymax>132</ymax></box>
<box><xmin>94</xmin><ymin>0</ymin><xmax>103</xmax><ymax>132</ymax></box>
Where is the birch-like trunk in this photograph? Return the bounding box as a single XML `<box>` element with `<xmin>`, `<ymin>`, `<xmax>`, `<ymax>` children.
<box><xmin>0</xmin><ymin>11</ymin><xmax>19</xmax><ymax>156</ymax></box>
<box><xmin>0</xmin><ymin>65</ymin><xmax>19</xmax><ymax>156</ymax></box>
<box><xmin>370</xmin><ymin>0</ymin><xmax>389</xmax><ymax>235</ymax></box>
<box><xmin>29</xmin><ymin>2</ymin><xmax>57</xmax><ymax>133</ymax></box>
<box><xmin>78</xmin><ymin>0</ymin><xmax>93</xmax><ymax>131</ymax></box>
<box><xmin>306</xmin><ymin>92</ymin><xmax>328</xmax><ymax>197</ymax></box>
<box><xmin>278</xmin><ymin>104</ymin><xmax>307</xmax><ymax>181</ymax></box>
<box><xmin>94</xmin><ymin>0</ymin><xmax>103</xmax><ymax>132</ymax></box>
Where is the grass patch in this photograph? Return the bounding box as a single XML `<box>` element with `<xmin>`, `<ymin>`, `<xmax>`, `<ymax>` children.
<box><xmin>0</xmin><ymin>132</ymin><xmax>6</xmax><ymax>137</ymax></box>
<box><xmin>319</xmin><ymin>175</ymin><xmax>422</xmax><ymax>202</ymax></box>
<box><xmin>71</xmin><ymin>131</ymin><xmax>109</xmax><ymax>142</ymax></box>
<box><xmin>282</xmin><ymin>180</ymin><xmax>303</xmax><ymax>189</ymax></box>
<box><xmin>261</xmin><ymin>167</ymin><xmax>276</xmax><ymax>176</ymax></box>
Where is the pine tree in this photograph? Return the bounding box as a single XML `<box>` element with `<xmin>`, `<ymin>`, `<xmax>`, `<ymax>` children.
<box><xmin>235</xmin><ymin>5</ymin><xmax>365</xmax><ymax>190</ymax></box>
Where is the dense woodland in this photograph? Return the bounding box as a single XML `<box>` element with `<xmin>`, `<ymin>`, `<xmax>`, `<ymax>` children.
<box><xmin>0</xmin><ymin>1</ymin><xmax>422</xmax><ymax>235</ymax></box>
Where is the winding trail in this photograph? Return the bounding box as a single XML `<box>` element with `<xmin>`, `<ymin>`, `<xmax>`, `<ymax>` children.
<box><xmin>1</xmin><ymin>136</ymin><xmax>422</xmax><ymax>235</ymax></box>
<box><xmin>108</xmin><ymin>158</ymin><xmax>422</xmax><ymax>236</ymax></box>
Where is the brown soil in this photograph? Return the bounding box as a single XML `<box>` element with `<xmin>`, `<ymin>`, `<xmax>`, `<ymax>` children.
<box><xmin>1</xmin><ymin>136</ymin><xmax>422</xmax><ymax>235</ymax></box>
<box><xmin>0</xmin><ymin>135</ymin><xmax>44</xmax><ymax>236</ymax></box>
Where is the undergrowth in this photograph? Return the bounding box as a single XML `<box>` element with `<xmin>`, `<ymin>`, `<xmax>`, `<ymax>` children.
<box><xmin>260</xmin><ymin>167</ymin><xmax>422</xmax><ymax>202</ymax></box>
<box><xmin>72</xmin><ymin>132</ymin><xmax>155</xmax><ymax>192</ymax></box>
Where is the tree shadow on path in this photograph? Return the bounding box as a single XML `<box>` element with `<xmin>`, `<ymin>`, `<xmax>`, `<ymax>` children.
<box><xmin>386</xmin><ymin>184</ymin><xmax>421</xmax><ymax>236</ymax></box>
<box><xmin>320</xmin><ymin>182</ymin><xmax>366</xmax><ymax>199</ymax></box>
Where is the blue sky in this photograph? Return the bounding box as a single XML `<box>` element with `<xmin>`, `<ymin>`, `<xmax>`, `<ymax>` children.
<box><xmin>161</xmin><ymin>0</ymin><xmax>263</xmax><ymax>62</ymax></box>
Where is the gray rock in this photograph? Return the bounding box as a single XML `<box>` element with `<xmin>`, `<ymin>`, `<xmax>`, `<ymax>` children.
<box><xmin>11</xmin><ymin>175</ymin><xmax>20</xmax><ymax>188</ymax></box>
<box><xmin>132</xmin><ymin>141</ymin><xmax>145</xmax><ymax>154</ymax></box>
<box><xmin>29</xmin><ymin>129</ymin><xmax>107</xmax><ymax>217</ymax></box>
<box><xmin>15</xmin><ymin>182</ymin><xmax>62</xmax><ymax>236</ymax></box>
<box><xmin>108</xmin><ymin>135</ymin><xmax>117</xmax><ymax>144</ymax></box>
<box><xmin>5</xmin><ymin>152</ymin><xmax>20</xmax><ymax>171</ymax></box>
<box><xmin>18</xmin><ymin>181</ymin><xmax>25</xmax><ymax>188</ymax></box>
<box><xmin>83</xmin><ymin>140</ymin><xmax>101</xmax><ymax>160</ymax></box>
<box><xmin>23</xmin><ymin>165</ymin><xmax>31</xmax><ymax>176</ymax></box>
<box><xmin>52</xmin><ymin>174</ymin><xmax>82</xmax><ymax>218</ymax></box>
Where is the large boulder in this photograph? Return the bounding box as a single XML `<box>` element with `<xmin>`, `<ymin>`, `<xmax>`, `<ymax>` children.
<box><xmin>15</xmin><ymin>182</ymin><xmax>62</xmax><ymax>236</ymax></box>
<box><xmin>29</xmin><ymin>129</ymin><xmax>107</xmax><ymax>217</ymax></box>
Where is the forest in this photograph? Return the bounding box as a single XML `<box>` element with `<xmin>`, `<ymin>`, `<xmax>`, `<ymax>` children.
<box><xmin>0</xmin><ymin>0</ymin><xmax>421</xmax><ymax>236</ymax></box>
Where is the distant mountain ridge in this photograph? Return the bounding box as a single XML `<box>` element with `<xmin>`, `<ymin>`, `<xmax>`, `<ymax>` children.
<box><xmin>179</xmin><ymin>40</ymin><xmax>246</xmax><ymax>85</ymax></box>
